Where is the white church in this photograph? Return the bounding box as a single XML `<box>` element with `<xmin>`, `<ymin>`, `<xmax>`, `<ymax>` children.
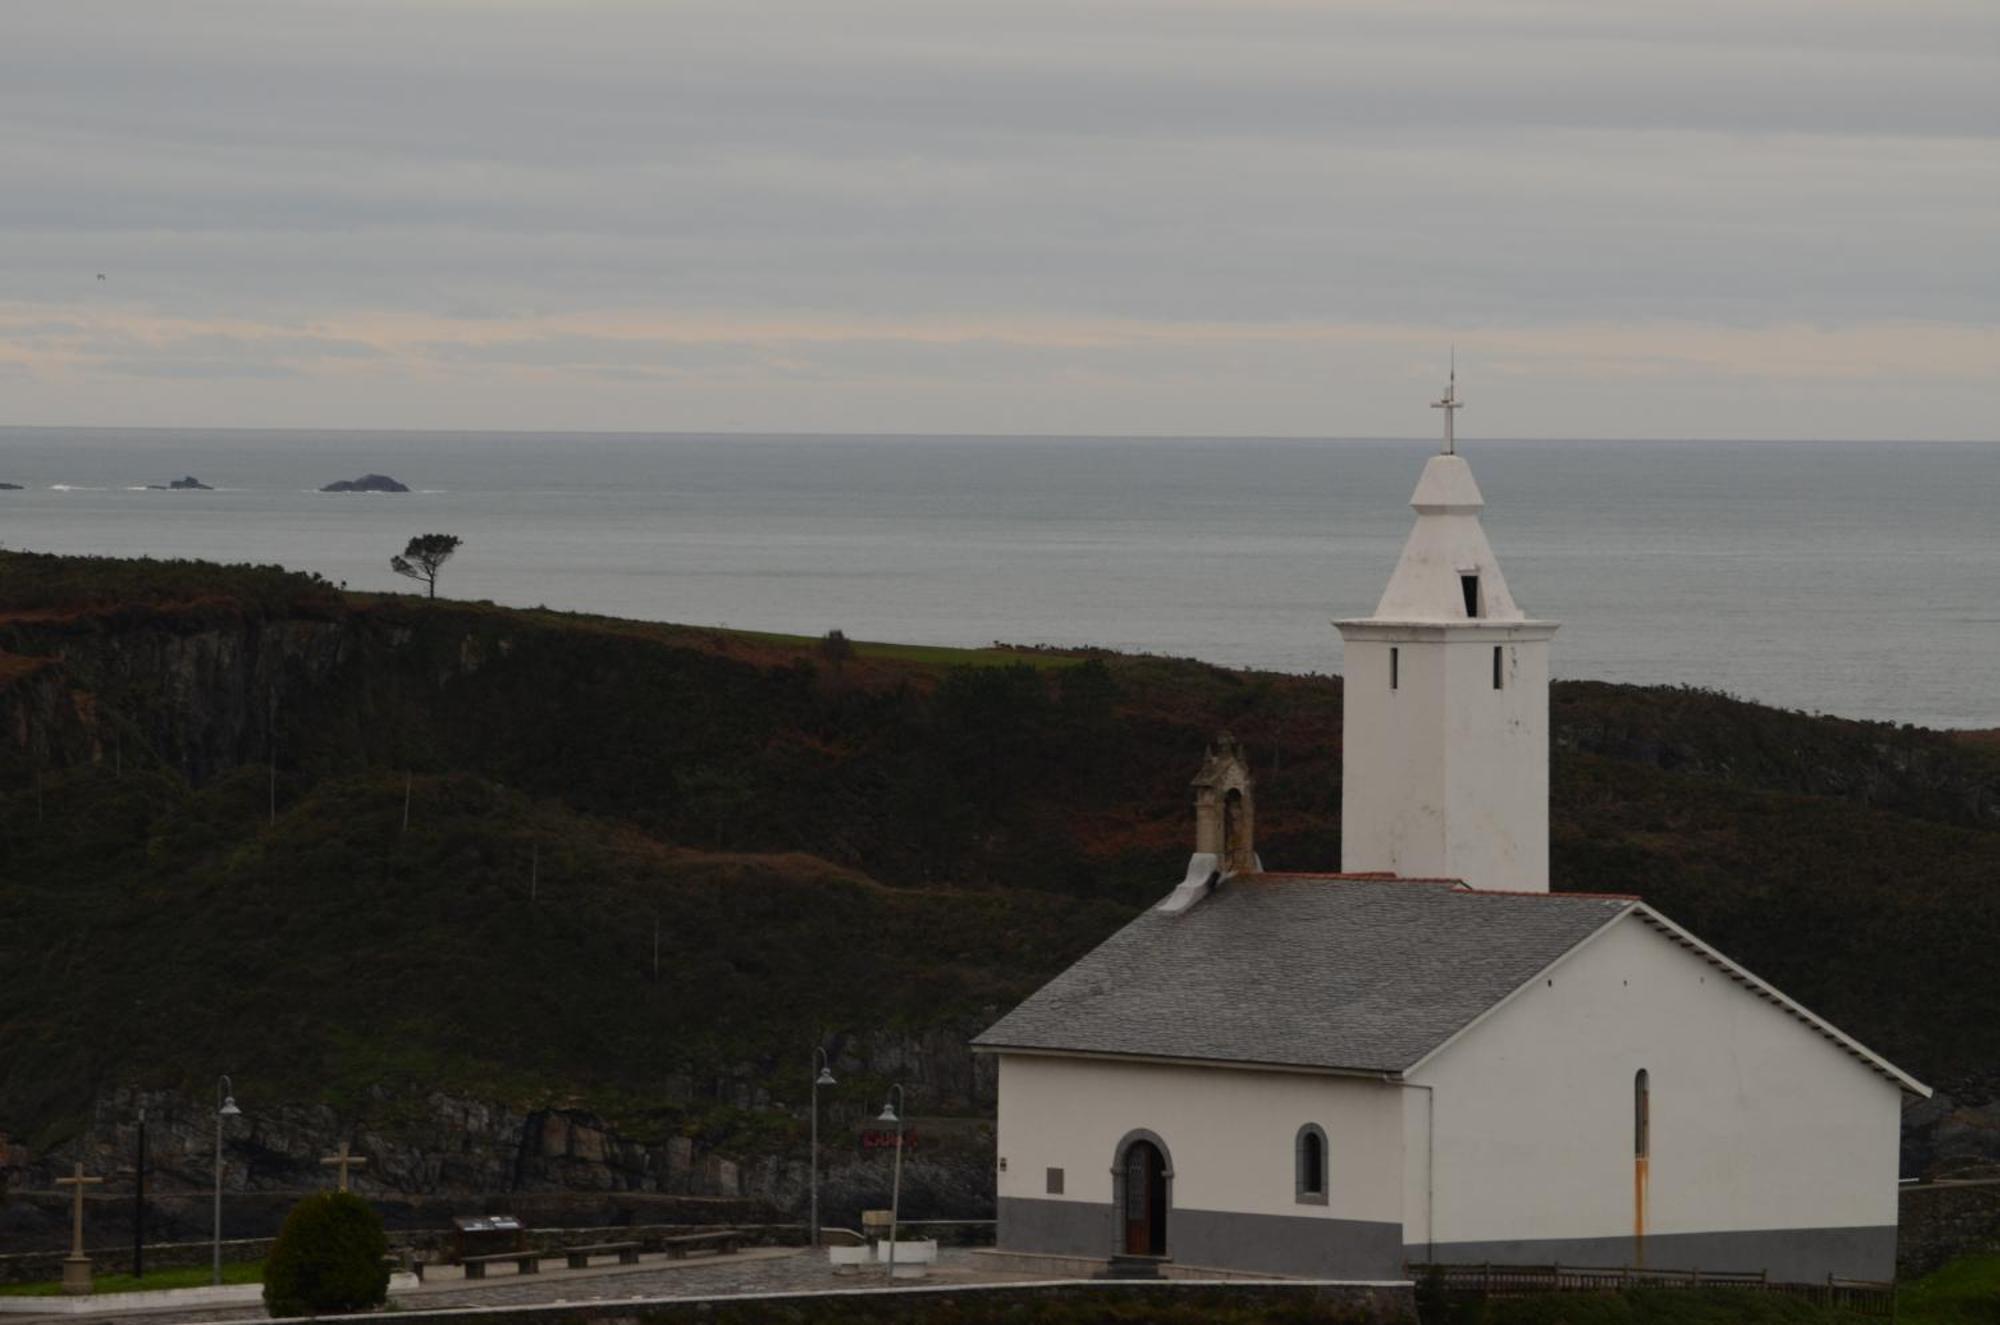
<box><xmin>973</xmin><ymin>381</ymin><xmax>1927</xmax><ymax>1283</ymax></box>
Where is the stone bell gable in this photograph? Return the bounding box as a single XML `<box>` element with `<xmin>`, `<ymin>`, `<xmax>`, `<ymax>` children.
<box><xmin>1190</xmin><ymin>732</ymin><xmax>1256</xmax><ymax>877</ymax></box>
<box><xmin>1154</xmin><ymin>733</ymin><xmax>1260</xmax><ymax>915</ymax></box>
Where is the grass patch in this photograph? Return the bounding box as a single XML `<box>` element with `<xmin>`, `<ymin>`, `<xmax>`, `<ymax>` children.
<box><xmin>1897</xmin><ymin>1252</ymin><xmax>2000</xmax><ymax>1325</ymax></box>
<box><xmin>0</xmin><ymin>1260</ymin><xmax>264</xmax><ymax>1297</ymax></box>
<box><xmin>1435</xmin><ymin>1286</ymin><xmax>1879</xmax><ymax>1324</ymax></box>
<box><xmin>716</xmin><ymin>626</ymin><xmax>1087</xmax><ymax>669</ymax></box>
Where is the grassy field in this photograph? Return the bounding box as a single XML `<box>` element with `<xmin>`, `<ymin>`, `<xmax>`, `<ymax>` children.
<box><xmin>1421</xmin><ymin>1254</ymin><xmax>2000</xmax><ymax>1325</ymax></box>
<box><xmin>715</xmin><ymin>626</ymin><xmax>1089</xmax><ymax>669</ymax></box>
<box><xmin>0</xmin><ymin>1261</ymin><xmax>264</xmax><ymax>1297</ymax></box>
<box><xmin>1898</xmin><ymin>1253</ymin><xmax>2000</xmax><ymax>1325</ymax></box>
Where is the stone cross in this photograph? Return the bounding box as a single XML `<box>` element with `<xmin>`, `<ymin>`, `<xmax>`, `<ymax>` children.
<box><xmin>54</xmin><ymin>1163</ymin><xmax>103</xmax><ymax>1295</ymax></box>
<box><xmin>320</xmin><ymin>1141</ymin><xmax>368</xmax><ymax>1192</ymax></box>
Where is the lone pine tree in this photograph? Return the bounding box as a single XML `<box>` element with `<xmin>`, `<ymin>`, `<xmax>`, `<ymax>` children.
<box><xmin>390</xmin><ymin>533</ymin><xmax>461</xmax><ymax>598</ymax></box>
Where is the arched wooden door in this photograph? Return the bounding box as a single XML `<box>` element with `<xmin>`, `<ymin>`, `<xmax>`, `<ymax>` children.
<box><xmin>1122</xmin><ymin>1139</ymin><xmax>1168</xmax><ymax>1256</ymax></box>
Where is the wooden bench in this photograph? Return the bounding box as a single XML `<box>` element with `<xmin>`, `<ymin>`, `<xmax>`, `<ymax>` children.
<box><xmin>662</xmin><ymin>1230</ymin><xmax>743</xmax><ymax>1259</ymax></box>
<box><xmin>563</xmin><ymin>1241</ymin><xmax>642</xmax><ymax>1269</ymax></box>
<box><xmin>461</xmin><ymin>1250</ymin><xmax>540</xmax><ymax>1279</ymax></box>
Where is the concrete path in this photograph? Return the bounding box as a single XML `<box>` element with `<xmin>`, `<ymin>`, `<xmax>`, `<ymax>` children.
<box><xmin>402</xmin><ymin>1248</ymin><xmax>1044</xmax><ymax>1309</ymax></box>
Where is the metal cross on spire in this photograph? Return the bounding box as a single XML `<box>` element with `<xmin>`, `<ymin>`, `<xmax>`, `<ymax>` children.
<box><xmin>1431</xmin><ymin>350</ymin><xmax>1462</xmax><ymax>455</ymax></box>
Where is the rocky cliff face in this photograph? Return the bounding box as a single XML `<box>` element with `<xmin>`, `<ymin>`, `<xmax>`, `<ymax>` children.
<box><xmin>1</xmin><ymin>611</ymin><xmax>354</xmax><ymax>784</ymax></box>
<box><xmin>3</xmin><ymin>1044</ymin><xmax>998</xmax><ymax>1252</ymax></box>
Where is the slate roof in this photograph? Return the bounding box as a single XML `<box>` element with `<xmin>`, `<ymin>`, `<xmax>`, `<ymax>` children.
<box><xmin>973</xmin><ymin>874</ymin><xmax>1634</xmax><ymax>1074</ymax></box>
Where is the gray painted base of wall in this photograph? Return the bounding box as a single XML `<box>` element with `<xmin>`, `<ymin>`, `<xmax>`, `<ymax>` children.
<box><xmin>998</xmin><ymin>1197</ymin><xmax>1405</xmax><ymax>1280</ymax></box>
<box><xmin>1000</xmin><ymin>1199</ymin><xmax>1897</xmax><ymax>1284</ymax></box>
<box><xmin>1415</xmin><ymin>1225</ymin><xmax>1898</xmax><ymax>1284</ymax></box>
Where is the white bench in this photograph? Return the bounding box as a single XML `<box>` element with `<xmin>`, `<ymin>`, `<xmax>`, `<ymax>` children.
<box><xmin>876</xmin><ymin>1240</ymin><xmax>938</xmax><ymax>1265</ymax></box>
<box><xmin>827</xmin><ymin>1245</ymin><xmax>872</xmax><ymax>1275</ymax></box>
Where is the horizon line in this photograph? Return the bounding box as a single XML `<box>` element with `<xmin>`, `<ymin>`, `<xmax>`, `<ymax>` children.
<box><xmin>2</xmin><ymin>424</ymin><xmax>1995</xmax><ymax>446</ymax></box>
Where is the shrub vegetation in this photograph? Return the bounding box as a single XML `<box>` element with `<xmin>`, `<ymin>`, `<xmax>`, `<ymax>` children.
<box><xmin>261</xmin><ymin>1191</ymin><xmax>389</xmax><ymax>1318</ymax></box>
<box><xmin>1</xmin><ymin>550</ymin><xmax>1997</xmax><ymax>1177</ymax></box>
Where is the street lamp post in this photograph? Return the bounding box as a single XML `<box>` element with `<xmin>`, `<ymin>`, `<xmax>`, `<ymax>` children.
<box><xmin>133</xmin><ymin>1108</ymin><xmax>146</xmax><ymax>1281</ymax></box>
<box><xmin>212</xmin><ymin>1077</ymin><xmax>241</xmax><ymax>1286</ymax></box>
<box><xmin>810</xmin><ymin>1049</ymin><xmax>836</xmax><ymax>1249</ymax></box>
<box><xmin>877</xmin><ymin>1085</ymin><xmax>905</xmax><ymax>1279</ymax></box>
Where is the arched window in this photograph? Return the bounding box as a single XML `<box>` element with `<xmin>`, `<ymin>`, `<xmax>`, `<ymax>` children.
<box><xmin>1634</xmin><ymin>1069</ymin><xmax>1650</xmax><ymax>1159</ymax></box>
<box><xmin>1295</xmin><ymin>1124</ymin><xmax>1328</xmax><ymax>1205</ymax></box>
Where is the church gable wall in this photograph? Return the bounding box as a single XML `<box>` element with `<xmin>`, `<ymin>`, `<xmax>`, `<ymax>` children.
<box><xmin>1407</xmin><ymin>913</ymin><xmax>1904</xmax><ymax>1280</ymax></box>
<box><xmin>993</xmin><ymin>1053</ymin><xmax>1406</xmax><ymax>1278</ymax></box>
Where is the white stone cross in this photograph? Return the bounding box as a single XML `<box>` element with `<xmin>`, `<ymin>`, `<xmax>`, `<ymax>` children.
<box><xmin>56</xmin><ymin>1163</ymin><xmax>103</xmax><ymax>1256</ymax></box>
<box><xmin>320</xmin><ymin>1141</ymin><xmax>368</xmax><ymax>1192</ymax></box>
<box><xmin>55</xmin><ymin>1162</ymin><xmax>103</xmax><ymax>1285</ymax></box>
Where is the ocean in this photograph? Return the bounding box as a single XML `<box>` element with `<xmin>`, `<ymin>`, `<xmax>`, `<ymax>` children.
<box><xmin>1</xmin><ymin>428</ymin><xmax>1994</xmax><ymax>730</ymax></box>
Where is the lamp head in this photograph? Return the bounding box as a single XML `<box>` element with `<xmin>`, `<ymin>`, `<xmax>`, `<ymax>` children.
<box><xmin>877</xmin><ymin>1101</ymin><xmax>899</xmax><ymax>1124</ymax></box>
<box><xmin>815</xmin><ymin>1068</ymin><xmax>837</xmax><ymax>1087</ymax></box>
<box><xmin>219</xmin><ymin>1096</ymin><xmax>241</xmax><ymax>1118</ymax></box>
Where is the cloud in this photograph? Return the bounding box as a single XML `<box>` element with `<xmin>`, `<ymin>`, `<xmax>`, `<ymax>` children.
<box><xmin>3</xmin><ymin>300</ymin><xmax>1991</xmax><ymax>436</ymax></box>
<box><xmin>1</xmin><ymin>0</ymin><xmax>1995</xmax><ymax>434</ymax></box>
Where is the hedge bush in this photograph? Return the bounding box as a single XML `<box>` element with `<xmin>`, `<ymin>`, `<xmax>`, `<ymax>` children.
<box><xmin>262</xmin><ymin>1190</ymin><xmax>389</xmax><ymax>1317</ymax></box>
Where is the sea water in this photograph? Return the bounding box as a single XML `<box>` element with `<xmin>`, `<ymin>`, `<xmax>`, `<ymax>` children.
<box><xmin>0</xmin><ymin>429</ymin><xmax>1993</xmax><ymax>730</ymax></box>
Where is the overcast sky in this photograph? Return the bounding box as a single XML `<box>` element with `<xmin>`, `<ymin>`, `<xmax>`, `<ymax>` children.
<box><xmin>3</xmin><ymin>0</ymin><xmax>1996</xmax><ymax>438</ymax></box>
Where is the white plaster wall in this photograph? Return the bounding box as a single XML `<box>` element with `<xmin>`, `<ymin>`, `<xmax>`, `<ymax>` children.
<box><xmin>1372</xmin><ymin>509</ymin><xmax>1524</xmax><ymax>622</ymax></box>
<box><xmin>1442</xmin><ymin>635</ymin><xmax>1548</xmax><ymax>893</ymax></box>
<box><xmin>1408</xmin><ymin>914</ymin><xmax>1905</xmax><ymax>1246</ymax></box>
<box><xmin>1340</xmin><ymin>630</ymin><xmax>1550</xmax><ymax>892</ymax></box>
<box><xmin>1342</xmin><ymin>636</ymin><xmax>1447</xmax><ymax>880</ymax></box>
<box><xmin>995</xmin><ymin>1055</ymin><xmax>1405</xmax><ymax>1226</ymax></box>
<box><xmin>1401</xmin><ymin>1083</ymin><xmax>1435</xmax><ymax>1249</ymax></box>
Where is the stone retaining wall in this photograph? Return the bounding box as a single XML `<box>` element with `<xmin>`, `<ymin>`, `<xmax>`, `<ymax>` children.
<box><xmin>1898</xmin><ymin>1180</ymin><xmax>2000</xmax><ymax>1278</ymax></box>
<box><xmin>0</xmin><ymin>1237</ymin><xmax>276</xmax><ymax>1287</ymax></box>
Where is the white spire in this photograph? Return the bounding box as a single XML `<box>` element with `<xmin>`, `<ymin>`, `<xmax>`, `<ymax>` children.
<box><xmin>1430</xmin><ymin>350</ymin><xmax>1461</xmax><ymax>456</ymax></box>
<box><xmin>1333</xmin><ymin>374</ymin><xmax>1558</xmax><ymax>893</ymax></box>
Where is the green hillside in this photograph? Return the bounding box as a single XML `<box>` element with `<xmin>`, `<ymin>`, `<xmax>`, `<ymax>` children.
<box><xmin>1</xmin><ymin>549</ymin><xmax>1995</xmax><ymax>1171</ymax></box>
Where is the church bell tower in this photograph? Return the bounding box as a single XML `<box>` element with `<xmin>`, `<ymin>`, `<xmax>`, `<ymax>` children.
<box><xmin>1335</xmin><ymin>370</ymin><xmax>1558</xmax><ymax>893</ymax></box>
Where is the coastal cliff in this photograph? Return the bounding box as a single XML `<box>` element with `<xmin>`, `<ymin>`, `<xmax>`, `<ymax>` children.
<box><xmin>2</xmin><ymin>550</ymin><xmax>1997</xmax><ymax>1239</ymax></box>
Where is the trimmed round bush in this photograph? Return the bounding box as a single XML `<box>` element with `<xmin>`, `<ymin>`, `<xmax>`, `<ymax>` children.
<box><xmin>262</xmin><ymin>1190</ymin><xmax>389</xmax><ymax>1318</ymax></box>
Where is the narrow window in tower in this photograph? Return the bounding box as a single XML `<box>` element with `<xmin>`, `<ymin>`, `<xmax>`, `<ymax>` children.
<box><xmin>1390</xmin><ymin>647</ymin><xmax>1399</xmax><ymax>690</ymax></box>
<box><xmin>1493</xmin><ymin>645</ymin><xmax>1504</xmax><ymax>690</ymax></box>
<box><xmin>1461</xmin><ymin>574</ymin><xmax>1481</xmax><ymax>618</ymax></box>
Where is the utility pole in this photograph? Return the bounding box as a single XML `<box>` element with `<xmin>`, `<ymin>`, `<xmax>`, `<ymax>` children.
<box><xmin>267</xmin><ymin>693</ymin><xmax>277</xmax><ymax>827</ymax></box>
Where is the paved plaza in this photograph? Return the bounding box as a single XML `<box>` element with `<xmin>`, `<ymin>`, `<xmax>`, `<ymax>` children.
<box><xmin>6</xmin><ymin>1247</ymin><xmax>1052</xmax><ymax>1325</ymax></box>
